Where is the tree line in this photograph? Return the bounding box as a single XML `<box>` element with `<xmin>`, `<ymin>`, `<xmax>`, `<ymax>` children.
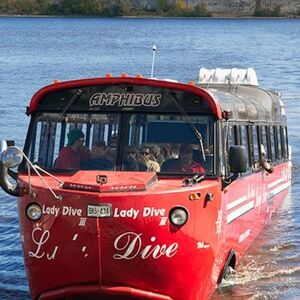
<box><xmin>1</xmin><ymin>0</ymin><xmax>297</xmax><ymax>17</ymax></box>
<box><xmin>0</xmin><ymin>0</ymin><xmax>212</xmax><ymax>17</ymax></box>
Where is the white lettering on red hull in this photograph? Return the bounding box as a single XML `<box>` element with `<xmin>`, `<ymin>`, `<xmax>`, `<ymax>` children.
<box><xmin>79</xmin><ymin>218</ymin><xmax>87</xmax><ymax>226</ymax></box>
<box><xmin>215</xmin><ymin>209</ymin><xmax>222</xmax><ymax>236</ymax></box>
<box><xmin>42</xmin><ymin>205</ymin><xmax>60</xmax><ymax>217</ymax></box>
<box><xmin>197</xmin><ymin>241</ymin><xmax>210</xmax><ymax>249</ymax></box>
<box><xmin>29</xmin><ymin>228</ymin><xmax>58</xmax><ymax>260</ymax></box>
<box><xmin>159</xmin><ymin>217</ymin><xmax>168</xmax><ymax>226</ymax></box>
<box><xmin>62</xmin><ymin>206</ymin><xmax>82</xmax><ymax>217</ymax></box>
<box><xmin>114</xmin><ymin>208</ymin><xmax>139</xmax><ymax>219</ymax></box>
<box><xmin>113</xmin><ymin>232</ymin><xmax>178</xmax><ymax>260</ymax></box>
<box><xmin>113</xmin><ymin>207</ymin><xmax>166</xmax><ymax>219</ymax></box>
<box><xmin>42</xmin><ymin>205</ymin><xmax>82</xmax><ymax>217</ymax></box>
<box><xmin>82</xmin><ymin>246</ymin><xmax>88</xmax><ymax>258</ymax></box>
<box><xmin>143</xmin><ymin>207</ymin><xmax>166</xmax><ymax>217</ymax></box>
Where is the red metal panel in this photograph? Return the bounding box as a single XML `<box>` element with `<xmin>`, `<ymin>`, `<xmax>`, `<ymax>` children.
<box><xmin>28</xmin><ymin>77</ymin><xmax>222</xmax><ymax>119</ymax></box>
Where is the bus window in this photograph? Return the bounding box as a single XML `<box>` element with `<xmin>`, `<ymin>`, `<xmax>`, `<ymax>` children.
<box><xmin>223</xmin><ymin>123</ymin><xmax>236</xmax><ymax>175</ymax></box>
<box><xmin>249</xmin><ymin>125</ymin><xmax>260</xmax><ymax>168</ymax></box>
<box><xmin>27</xmin><ymin>112</ymin><xmax>214</xmax><ymax>175</ymax></box>
<box><xmin>28</xmin><ymin>112</ymin><xmax>121</xmax><ymax>170</ymax></box>
<box><xmin>240</xmin><ymin>125</ymin><xmax>250</xmax><ymax>170</ymax></box>
<box><xmin>125</xmin><ymin>114</ymin><xmax>214</xmax><ymax>174</ymax></box>
<box><xmin>270</xmin><ymin>126</ymin><xmax>276</xmax><ymax>162</ymax></box>
<box><xmin>261</xmin><ymin>126</ymin><xmax>270</xmax><ymax>160</ymax></box>
<box><xmin>283</xmin><ymin>127</ymin><xmax>289</xmax><ymax>159</ymax></box>
<box><xmin>253</xmin><ymin>126</ymin><xmax>259</xmax><ymax>163</ymax></box>
<box><xmin>277</xmin><ymin>126</ymin><xmax>284</xmax><ymax>160</ymax></box>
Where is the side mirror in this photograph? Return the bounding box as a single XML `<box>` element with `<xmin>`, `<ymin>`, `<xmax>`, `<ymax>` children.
<box><xmin>229</xmin><ymin>145</ymin><xmax>247</xmax><ymax>173</ymax></box>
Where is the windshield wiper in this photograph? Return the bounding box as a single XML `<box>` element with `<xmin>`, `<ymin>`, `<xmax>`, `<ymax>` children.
<box><xmin>171</xmin><ymin>93</ymin><xmax>206</xmax><ymax>162</ymax></box>
<box><xmin>56</xmin><ymin>89</ymin><xmax>83</xmax><ymax>122</ymax></box>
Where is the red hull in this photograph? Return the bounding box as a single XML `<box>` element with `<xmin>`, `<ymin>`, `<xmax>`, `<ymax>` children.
<box><xmin>17</xmin><ymin>162</ymin><xmax>291</xmax><ymax>300</ymax></box>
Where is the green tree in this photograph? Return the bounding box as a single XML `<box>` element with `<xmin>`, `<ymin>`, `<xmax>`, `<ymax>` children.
<box><xmin>156</xmin><ymin>0</ymin><xmax>176</xmax><ymax>15</ymax></box>
<box><xmin>192</xmin><ymin>3</ymin><xmax>211</xmax><ymax>17</ymax></box>
<box><xmin>60</xmin><ymin>0</ymin><xmax>101</xmax><ymax>15</ymax></box>
<box><xmin>254</xmin><ymin>4</ymin><xmax>282</xmax><ymax>17</ymax></box>
<box><xmin>121</xmin><ymin>0</ymin><xmax>132</xmax><ymax>16</ymax></box>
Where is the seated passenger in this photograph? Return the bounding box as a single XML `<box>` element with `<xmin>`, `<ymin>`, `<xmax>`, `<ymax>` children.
<box><xmin>161</xmin><ymin>144</ymin><xmax>205</xmax><ymax>173</ymax></box>
<box><xmin>123</xmin><ymin>146</ymin><xmax>147</xmax><ymax>171</ymax></box>
<box><xmin>55</xmin><ymin>128</ymin><xmax>91</xmax><ymax>169</ymax></box>
<box><xmin>161</xmin><ymin>143</ymin><xmax>172</xmax><ymax>160</ymax></box>
<box><xmin>139</xmin><ymin>145</ymin><xmax>160</xmax><ymax>172</ymax></box>
<box><xmin>81</xmin><ymin>140</ymin><xmax>113</xmax><ymax>170</ymax></box>
<box><xmin>150</xmin><ymin>144</ymin><xmax>165</xmax><ymax>166</ymax></box>
<box><xmin>106</xmin><ymin>135</ymin><xmax>118</xmax><ymax>161</ymax></box>
<box><xmin>170</xmin><ymin>144</ymin><xmax>180</xmax><ymax>158</ymax></box>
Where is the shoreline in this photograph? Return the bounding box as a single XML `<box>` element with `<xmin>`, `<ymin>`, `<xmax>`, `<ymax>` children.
<box><xmin>0</xmin><ymin>14</ymin><xmax>299</xmax><ymax>19</ymax></box>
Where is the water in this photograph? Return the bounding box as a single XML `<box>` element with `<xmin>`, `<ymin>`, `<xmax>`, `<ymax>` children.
<box><xmin>0</xmin><ymin>17</ymin><xmax>299</xmax><ymax>299</ymax></box>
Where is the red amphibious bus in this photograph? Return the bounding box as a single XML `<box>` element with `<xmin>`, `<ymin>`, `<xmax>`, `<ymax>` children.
<box><xmin>0</xmin><ymin>68</ymin><xmax>291</xmax><ymax>300</ymax></box>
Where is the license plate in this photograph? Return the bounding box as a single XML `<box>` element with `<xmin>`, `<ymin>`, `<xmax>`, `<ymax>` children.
<box><xmin>87</xmin><ymin>204</ymin><xmax>112</xmax><ymax>217</ymax></box>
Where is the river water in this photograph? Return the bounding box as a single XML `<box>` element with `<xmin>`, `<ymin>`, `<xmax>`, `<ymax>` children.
<box><xmin>0</xmin><ymin>17</ymin><xmax>299</xmax><ymax>299</ymax></box>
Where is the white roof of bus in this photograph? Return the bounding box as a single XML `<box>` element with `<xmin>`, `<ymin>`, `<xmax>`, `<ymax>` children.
<box><xmin>198</xmin><ymin>68</ymin><xmax>259</xmax><ymax>86</ymax></box>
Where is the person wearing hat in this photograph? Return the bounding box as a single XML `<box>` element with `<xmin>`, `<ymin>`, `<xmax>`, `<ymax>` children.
<box><xmin>55</xmin><ymin>128</ymin><xmax>91</xmax><ymax>169</ymax></box>
<box><xmin>161</xmin><ymin>144</ymin><xmax>205</xmax><ymax>173</ymax></box>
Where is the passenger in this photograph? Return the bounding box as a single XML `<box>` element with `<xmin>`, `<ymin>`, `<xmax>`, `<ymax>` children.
<box><xmin>55</xmin><ymin>128</ymin><xmax>91</xmax><ymax>169</ymax></box>
<box><xmin>161</xmin><ymin>144</ymin><xmax>205</xmax><ymax>173</ymax></box>
<box><xmin>81</xmin><ymin>140</ymin><xmax>113</xmax><ymax>170</ymax></box>
<box><xmin>123</xmin><ymin>146</ymin><xmax>147</xmax><ymax>171</ymax></box>
<box><xmin>260</xmin><ymin>144</ymin><xmax>274</xmax><ymax>173</ymax></box>
<box><xmin>170</xmin><ymin>144</ymin><xmax>180</xmax><ymax>159</ymax></box>
<box><xmin>150</xmin><ymin>144</ymin><xmax>164</xmax><ymax>166</ymax></box>
<box><xmin>161</xmin><ymin>143</ymin><xmax>172</xmax><ymax>160</ymax></box>
<box><xmin>106</xmin><ymin>135</ymin><xmax>118</xmax><ymax>161</ymax></box>
<box><xmin>139</xmin><ymin>145</ymin><xmax>160</xmax><ymax>172</ymax></box>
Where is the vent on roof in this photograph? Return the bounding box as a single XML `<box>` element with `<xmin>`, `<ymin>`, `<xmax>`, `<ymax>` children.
<box><xmin>198</xmin><ymin>68</ymin><xmax>259</xmax><ymax>86</ymax></box>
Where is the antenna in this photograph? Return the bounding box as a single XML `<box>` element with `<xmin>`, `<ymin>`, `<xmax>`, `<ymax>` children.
<box><xmin>150</xmin><ymin>45</ymin><xmax>156</xmax><ymax>78</ymax></box>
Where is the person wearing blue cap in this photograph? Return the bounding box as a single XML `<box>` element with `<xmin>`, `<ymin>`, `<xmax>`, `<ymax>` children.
<box><xmin>55</xmin><ymin>128</ymin><xmax>91</xmax><ymax>169</ymax></box>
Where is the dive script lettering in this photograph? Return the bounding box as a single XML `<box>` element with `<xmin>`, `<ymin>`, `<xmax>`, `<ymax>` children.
<box><xmin>89</xmin><ymin>93</ymin><xmax>161</xmax><ymax>107</ymax></box>
<box><xmin>113</xmin><ymin>232</ymin><xmax>178</xmax><ymax>260</ymax></box>
<box><xmin>28</xmin><ymin>228</ymin><xmax>58</xmax><ymax>260</ymax></box>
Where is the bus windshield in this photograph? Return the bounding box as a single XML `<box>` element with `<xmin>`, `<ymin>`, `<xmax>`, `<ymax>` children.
<box><xmin>26</xmin><ymin>112</ymin><xmax>214</xmax><ymax>175</ymax></box>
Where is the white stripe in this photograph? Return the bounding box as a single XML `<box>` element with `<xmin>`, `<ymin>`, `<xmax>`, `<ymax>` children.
<box><xmin>227</xmin><ymin>201</ymin><xmax>255</xmax><ymax>224</ymax></box>
<box><xmin>268</xmin><ymin>181</ymin><xmax>291</xmax><ymax>199</ymax></box>
<box><xmin>238</xmin><ymin>228</ymin><xmax>251</xmax><ymax>243</ymax></box>
<box><xmin>226</xmin><ymin>195</ymin><xmax>248</xmax><ymax>211</ymax></box>
<box><xmin>268</xmin><ymin>178</ymin><xmax>284</xmax><ymax>189</ymax></box>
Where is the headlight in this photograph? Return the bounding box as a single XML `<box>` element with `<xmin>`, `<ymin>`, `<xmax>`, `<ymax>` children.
<box><xmin>169</xmin><ymin>207</ymin><xmax>189</xmax><ymax>226</ymax></box>
<box><xmin>26</xmin><ymin>203</ymin><xmax>42</xmax><ymax>221</ymax></box>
